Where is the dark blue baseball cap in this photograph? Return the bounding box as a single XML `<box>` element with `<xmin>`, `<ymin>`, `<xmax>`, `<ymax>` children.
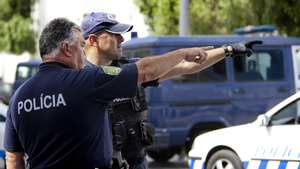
<box><xmin>81</xmin><ymin>12</ymin><xmax>133</xmax><ymax>39</ymax></box>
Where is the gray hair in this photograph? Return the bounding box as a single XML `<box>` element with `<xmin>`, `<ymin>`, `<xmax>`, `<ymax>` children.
<box><xmin>39</xmin><ymin>18</ymin><xmax>80</xmax><ymax>58</ymax></box>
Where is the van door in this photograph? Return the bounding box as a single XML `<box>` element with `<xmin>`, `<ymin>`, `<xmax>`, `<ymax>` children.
<box><xmin>231</xmin><ymin>47</ymin><xmax>290</xmax><ymax>124</ymax></box>
<box><xmin>146</xmin><ymin>56</ymin><xmax>231</xmax><ymax>150</ymax></box>
<box><xmin>165</xmin><ymin>59</ymin><xmax>230</xmax><ymax>106</ymax></box>
<box><xmin>291</xmin><ymin>46</ymin><xmax>300</xmax><ymax>92</ymax></box>
<box><xmin>157</xmin><ymin>59</ymin><xmax>232</xmax><ymax>126</ymax></box>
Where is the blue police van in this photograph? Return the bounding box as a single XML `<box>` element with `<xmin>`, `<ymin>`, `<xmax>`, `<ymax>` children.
<box><xmin>12</xmin><ymin>60</ymin><xmax>41</xmax><ymax>94</ymax></box>
<box><xmin>122</xmin><ymin>32</ymin><xmax>300</xmax><ymax>162</ymax></box>
<box><xmin>12</xmin><ymin>28</ymin><xmax>300</xmax><ymax>162</ymax></box>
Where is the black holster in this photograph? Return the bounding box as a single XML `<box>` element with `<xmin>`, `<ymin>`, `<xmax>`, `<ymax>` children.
<box><xmin>140</xmin><ymin>122</ymin><xmax>155</xmax><ymax>146</ymax></box>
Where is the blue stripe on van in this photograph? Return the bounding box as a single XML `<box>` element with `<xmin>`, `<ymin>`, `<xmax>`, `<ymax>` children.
<box><xmin>258</xmin><ymin>160</ymin><xmax>268</xmax><ymax>169</ymax></box>
<box><xmin>298</xmin><ymin>162</ymin><xmax>300</xmax><ymax>169</ymax></box>
<box><xmin>278</xmin><ymin>160</ymin><xmax>287</xmax><ymax>169</ymax></box>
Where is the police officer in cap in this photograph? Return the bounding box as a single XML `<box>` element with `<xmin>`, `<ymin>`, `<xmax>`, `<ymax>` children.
<box><xmin>82</xmin><ymin>12</ymin><xmax>159</xmax><ymax>169</ymax></box>
<box><xmin>4</xmin><ymin>18</ymin><xmax>213</xmax><ymax>169</ymax></box>
<box><xmin>81</xmin><ymin>12</ymin><xmax>263</xmax><ymax>169</ymax></box>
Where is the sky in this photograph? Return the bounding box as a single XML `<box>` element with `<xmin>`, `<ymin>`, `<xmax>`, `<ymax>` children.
<box><xmin>37</xmin><ymin>0</ymin><xmax>150</xmax><ymax>41</ymax></box>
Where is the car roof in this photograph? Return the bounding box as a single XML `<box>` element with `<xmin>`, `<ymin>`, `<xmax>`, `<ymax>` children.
<box><xmin>123</xmin><ymin>35</ymin><xmax>300</xmax><ymax>49</ymax></box>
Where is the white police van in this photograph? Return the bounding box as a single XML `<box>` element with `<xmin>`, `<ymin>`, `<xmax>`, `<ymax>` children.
<box><xmin>188</xmin><ymin>91</ymin><xmax>300</xmax><ymax>169</ymax></box>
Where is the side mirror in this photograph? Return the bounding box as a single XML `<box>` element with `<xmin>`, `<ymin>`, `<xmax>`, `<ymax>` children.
<box><xmin>256</xmin><ymin>114</ymin><xmax>269</xmax><ymax>126</ymax></box>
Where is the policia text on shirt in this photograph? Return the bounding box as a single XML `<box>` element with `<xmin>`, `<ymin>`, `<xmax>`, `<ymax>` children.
<box><xmin>17</xmin><ymin>93</ymin><xmax>67</xmax><ymax>114</ymax></box>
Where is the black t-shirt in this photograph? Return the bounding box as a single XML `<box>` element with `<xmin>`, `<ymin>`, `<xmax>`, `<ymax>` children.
<box><xmin>4</xmin><ymin>62</ymin><xmax>138</xmax><ymax>169</ymax></box>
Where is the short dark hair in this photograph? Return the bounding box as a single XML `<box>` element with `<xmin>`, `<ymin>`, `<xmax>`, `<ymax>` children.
<box><xmin>39</xmin><ymin>18</ymin><xmax>78</xmax><ymax>58</ymax></box>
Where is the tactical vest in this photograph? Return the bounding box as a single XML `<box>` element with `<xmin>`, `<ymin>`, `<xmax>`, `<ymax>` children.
<box><xmin>110</xmin><ymin>58</ymin><xmax>148</xmax><ymax>117</ymax></box>
<box><xmin>109</xmin><ymin>58</ymin><xmax>154</xmax><ymax>164</ymax></box>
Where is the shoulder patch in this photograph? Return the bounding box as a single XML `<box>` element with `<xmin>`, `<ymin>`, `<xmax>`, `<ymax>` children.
<box><xmin>101</xmin><ymin>66</ymin><xmax>121</xmax><ymax>75</ymax></box>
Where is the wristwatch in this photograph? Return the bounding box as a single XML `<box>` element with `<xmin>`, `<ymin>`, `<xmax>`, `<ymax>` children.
<box><xmin>223</xmin><ymin>45</ymin><xmax>233</xmax><ymax>57</ymax></box>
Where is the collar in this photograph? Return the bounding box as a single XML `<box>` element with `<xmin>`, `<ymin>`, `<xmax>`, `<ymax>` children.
<box><xmin>39</xmin><ymin>61</ymin><xmax>72</xmax><ymax>69</ymax></box>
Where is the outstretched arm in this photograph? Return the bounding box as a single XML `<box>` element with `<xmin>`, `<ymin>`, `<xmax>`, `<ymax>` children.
<box><xmin>135</xmin><ymin>47</ymin><xmax>207</xmax><ymax>84</ymax></box>
<box><xmin>158</xmin><ymin>47</ymin><xmax>225</xmax><ymax>81</ymax></box>
<box><xmin>158</xmin><ymin>40</ymin><xmax>263</xmax><ymax>81</ymax></box>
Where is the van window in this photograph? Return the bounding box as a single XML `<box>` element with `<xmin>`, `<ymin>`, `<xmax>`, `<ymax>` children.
<box><xmin>173</xmin><ymin>60</ymin><xmax>226</xmax><ymax>83</ymax></box>
<box><xmin>16</xmin><ymin>66</ymin><xmax>31</xmax><ymax>80</ymax></box>
<box><xmin>123</xmin><ymin>51</ymin><xmax>133</xmax><ymax>58</ymax></box>
<box><xmin>16</xmin><ymin>66</ymin><xmax>39</xmax><ymax>81</ymax></box>
<box><xmin>294</xmin><ymin>48</ymin><xmax>300</xmax><ymax>80</ymax></box>
<box><xmin>0</xmin><ymin>114</ymin><xmax>5</xmax><ymax>122</ymax></box>
<box><xmin>123</xmin><ymin>49</ymin><xmax>151</xmax><ymax>58</ymax></box>
<box><xmin>134</xmin><ymin>49</ymin><xmax>151</xmax><ymax>58</ymax></box>
<box><xmin>233</xmin><ymin>50</ymin><xmax>284</xmax><ymax>82</ymax></box>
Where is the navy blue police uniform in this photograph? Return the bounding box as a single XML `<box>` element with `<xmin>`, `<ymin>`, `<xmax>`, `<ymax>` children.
<box><xmin>108</xmin><ymin>58</ymin><xmax>157</xmax><ymax>169</ymax></box>
<box><xmin>4</xmin><ymin>62</ymin><xmax>138</xmax><ymax>169</ymax></box>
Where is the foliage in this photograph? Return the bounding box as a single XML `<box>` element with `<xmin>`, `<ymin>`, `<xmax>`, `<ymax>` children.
<box><xmin>134</xmin><ymin>0</ymin><xmax>300</xmax><ymax>36</ymax></box>
<box><xmin>134</xmin><ymin>0</ymin><xmax>179</xmax><ymax>35</ymax></box>
<box><xmin>249</xmin><ymin>0</ymin><xmax>300</xmax><ymax>36</ymax></box>
<box><xmin>0</xmin><ymin>0</ymin><xmax>36</xmax><ymax>54</ymax></box>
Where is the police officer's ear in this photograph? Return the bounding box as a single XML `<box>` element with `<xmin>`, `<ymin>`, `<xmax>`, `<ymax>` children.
<box><xmin>87</xmin><ymin>34</ymin><xmax>98</xmax><ymax>47</ymax></box>
<box><xmin>60</xmin><ymin>41</ymin><xmax>72</xmax><ymax>57</ymax></box>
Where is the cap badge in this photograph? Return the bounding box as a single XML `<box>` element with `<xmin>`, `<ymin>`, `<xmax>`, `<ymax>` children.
<box><xmin>106</xmin><ymin>13</ymin><xmax>116</xmax><ymax>21</ymax></box>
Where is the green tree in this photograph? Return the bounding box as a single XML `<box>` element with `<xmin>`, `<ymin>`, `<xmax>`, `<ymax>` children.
<box><xmin>134</xmin><ymin>0</ymin><xmax>179</xmax><ymax>35</ymax></box>
<box><xmin>0</xmin><ymin>0</ymin><xmax>36</xmax><ymax>54</ymax></box>
<box><xmin>250</xmin><ymin>0</ymin><xmax>300</xmax><ymax>36</ymax></box>
<box><xmin>134</xmin><ymin>0</ymin><xmax>300</xmax><ymax>36</ymax></box>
